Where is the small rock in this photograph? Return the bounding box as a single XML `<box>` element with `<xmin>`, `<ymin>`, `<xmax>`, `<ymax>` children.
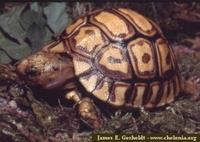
<box><xmin>8</xmin><ymin>100</ymin><xmax>17</xmax><ymax>109</ymax></box>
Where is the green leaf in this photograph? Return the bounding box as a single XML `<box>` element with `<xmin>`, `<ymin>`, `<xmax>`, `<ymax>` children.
<box><xmin>30</xmin><ymin>2</ymin><xmax>45</xmax><ymax>17</ymax></box>
<box><xmin>0</xmin><ymin>50</ymin><xmax>12</xmax><ymax>64</ymax></box>
<box><xmin>43</xmin><ymin>3</ymin><xmax>71</xmax><ymax>36</ymax></box>
<box><xmin>0</xmin><ymin>4</ymin><xmax>27</xmax><ymax>43</ymax></box>
<box><xmin>19</xmin><ymin>4</ymin><xmax>54</xmax><ymax>52</ymax></box>
<box><xmin>0</xmin><ymin>32</ymin><xmax>31</xmax><ymax>61</ymax></box>
<box><xmin>19</xmin><ymin>8</ymin><xmax>46</xmax><ymax>32</ymax></box>
<box><xmin>30</xmin><ymin>2</ymin><xmax>42</xmax><ymax>13</ymax></box>
<box><xmin>0</xmin><ymin>3</ymin><xmax>72</xmax><ymax>64</ymax></box>
<box><xmin>42</xmin><ymin>27</ymin><xmax>54</xmax><ymax>44</ymax></box>
<box><xmin>26</xmin><ymin>23</ymin><xmax>48</xmax><ymax>52</ymax></box>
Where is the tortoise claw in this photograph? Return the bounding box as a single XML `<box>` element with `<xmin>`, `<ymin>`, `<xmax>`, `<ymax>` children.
<box><xmin>78</xmin><ymin>97</ymin><xmax>103</xmax><ymax>129</ymax></box>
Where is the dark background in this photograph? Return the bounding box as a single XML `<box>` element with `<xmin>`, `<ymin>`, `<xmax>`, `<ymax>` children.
<box><xmin>0</xmin><ymin>2</ymin><xmax>200</xmax><ymax>142</ymax></box>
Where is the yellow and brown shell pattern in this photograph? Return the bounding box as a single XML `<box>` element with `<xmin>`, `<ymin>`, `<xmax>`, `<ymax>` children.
<box><xmin>62</xmin><ymin>8</ymin><xmax>182</xmax><ymax>108</ymax></box>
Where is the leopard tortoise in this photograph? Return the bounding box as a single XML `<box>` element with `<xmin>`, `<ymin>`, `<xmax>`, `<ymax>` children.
<box><xmin>16</xmin><ymin>8</ymin><xmax>183</xmax><ymax>129</ymax></box>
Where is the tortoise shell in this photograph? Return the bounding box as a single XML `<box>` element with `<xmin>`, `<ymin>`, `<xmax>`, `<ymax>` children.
<box><xmin>64</xmin><ymin>8</ymin><xmax>182</xmax><ymax>108</ymax></box>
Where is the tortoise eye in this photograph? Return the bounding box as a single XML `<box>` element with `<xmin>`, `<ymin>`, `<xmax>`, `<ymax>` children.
<box><xmin>25</xmin><ymin>65</ymin><xmax>40</xmax><ymax>77</ymax></box>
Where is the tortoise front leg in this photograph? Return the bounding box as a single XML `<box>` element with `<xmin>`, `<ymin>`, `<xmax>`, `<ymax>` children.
<box><xmin>65</xmin><ymin>90</ymin><xmax>103</xmax><ymax>129</ymax></box>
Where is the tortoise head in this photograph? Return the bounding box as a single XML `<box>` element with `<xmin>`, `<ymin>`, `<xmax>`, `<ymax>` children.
<box><xmin>16</xmin><ymin>42</ymin><xmax>75</xmax><ymax>90</ymax></box>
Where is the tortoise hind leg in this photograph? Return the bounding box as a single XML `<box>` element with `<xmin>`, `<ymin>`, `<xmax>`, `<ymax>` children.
<box><xmin>65</xmin><ymin>90</ymin><xmax>103</xmax><ymax>129</ymax></box>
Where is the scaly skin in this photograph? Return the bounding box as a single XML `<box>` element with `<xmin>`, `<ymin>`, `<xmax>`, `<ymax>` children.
<box><xmin>16</xmin><ymin>44</ymin><xmax>103</xmax><ymax>129</ymax></box>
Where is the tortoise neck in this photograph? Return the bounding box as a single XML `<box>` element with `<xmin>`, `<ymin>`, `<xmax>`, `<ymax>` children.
<box><xmin>62</xmin><ymin>61</ymin><xmax>77</xmax><ymax>91</ymax></box>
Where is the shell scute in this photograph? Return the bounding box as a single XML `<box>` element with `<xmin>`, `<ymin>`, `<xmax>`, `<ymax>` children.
<box><xmin>96</xmin><ymin>43</ymin><xmax>132</xmax><ymax>80</ymax></box>
<box><xmin>156</xmin><ymin>38</ymin><xmax>174</xmax><ymax>76</ymax></box>
<box><xmin>73</xmin><ymin>55</ymin><xmax>92</xmax><ymax>76</ymax></box>
<box><xmin>90</xmin><ymin>10</ymin><xmax>135</xmax><ymax>41</ymax></box>
<box><xmin>115</xmin><ymin>8</ymin><xmax>157</xmax><ymax>36</ymax></box>
<box><xmin>128</xmin><ymin>38</ymin><xmax>156</xmax><ymax>78</ymax></box>
<box><xmin>108</xmin><ymin>81</ymin><xmax>131</xmax><ymax>106</ymax></box>
<box><xmin>69</xmin><ymin>25</ymin><xmax>109</xmax><ymax>58</ymax></box>
<box><xmin>92</xmin><ymin>77</ymin><xmax>112</xmax><ymax>102</ymax></box>
<box><xmin>131</xmin><ymin>83</ymin><xmax>148</xmax><ymax>107</ymax></box>
<box><xmin>65</xmin><ymin>17</ymin><xmax>87</xmax><ymax>37</ymax></box>
<box><xmin>80</xmin><ymin>71</ymin><xmax>104</xmax><ymax>93</ymax></box>
<box><xmin>144</xmin><ymin>82</ymin><xmax>160</xmax><ymax>108</ymax></box>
